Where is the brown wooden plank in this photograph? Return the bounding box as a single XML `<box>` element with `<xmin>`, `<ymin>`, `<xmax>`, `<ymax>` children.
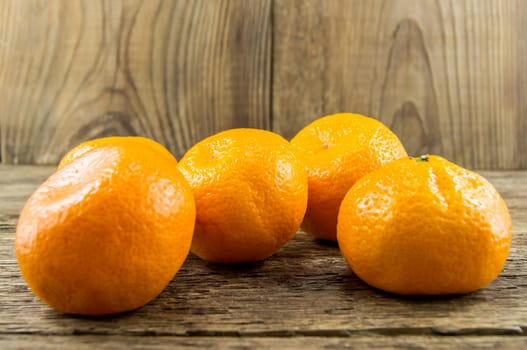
<box><xmin>0</xmin><ymin>165</ymin><xmax>53</xmax><ymax>220</ymax></box>
<box><xmin>0</xmin><ymin>335</ymin><xmax>525</xmax><ymax>350</ymax></box>
<box><xmin>272</xmin><ymin>0</ymin><xmax>527</xmax><ymax>170</ymax></box>
<box><xmin>0</xmin><ymin>0</ymin><xmax>271</xmax><ymax>165</ymax></box>
<box><xmin>0</xmin><ymin>166</ymin><xmax>525</xmax><ymax>339</ymax></box>
<box><xmin>1</xmin><ymin>231</ymin><xmax>524</xmax><ymax>335</ymax></box>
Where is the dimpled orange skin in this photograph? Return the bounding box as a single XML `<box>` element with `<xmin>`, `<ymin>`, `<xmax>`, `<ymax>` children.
<box><xmin>177</xmin><ymin>128</ymin><xmax>308</xmax><ymax>264</ymax></box>
<box><xmin>15</xmin><ymin>138</ymin><xmax>196</xmax><ymax>316</ymax></box>
<box><xmin>290</xmin><ymin>113</ymin><xmax>408</xmax><ymax>241</ymax></box>
<box><xmin>337</xmin><ymin>155</ymin><xmax>512</xmax><ymax>295</ymax></box>
<box><xmin>58</xmin><ymin>136</ymin><xmax>176</xmax><ymax>169</ymax></box>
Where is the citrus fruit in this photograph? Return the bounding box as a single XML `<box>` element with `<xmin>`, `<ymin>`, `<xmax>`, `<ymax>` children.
<box><xmin>58</xmin><ymin>136</ymin><xmax>175</xmax><ymax>169</ymax></box>
<box><xmin>290</xmin><ymin>113</ymin><xmax>408</xmax><ymax>241</ymax></box>
<box><xmin>337</xmin><ymin>155</ymin><xmax>512</xmax><ymax>295</ymax></box>
<box><xmin>177</xmin><ymin>128</ymin><xmax>308</xmax><ymax>263</ymax></box>
<box><xmin>15</xmin><ymin>137</ymin><xmax>196</xmax><ymax>315</ymax></box>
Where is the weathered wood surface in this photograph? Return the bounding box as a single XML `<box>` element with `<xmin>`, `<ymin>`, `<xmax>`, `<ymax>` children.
<box><xmin>0</xmin><ymin>165</ymin><xmax>526</xmax><ymax>349</ymax></box>
<box><xmin>273</xmin><ymin>0</ymin><xmax>527</xmax><ymax>170</ymax></box>
<box><xmin>0</xmin><ymin>0</ymin><xmax>271</xmax><ymax>164</ymax></box>
<box><xmin>0</xmin><ymin>0</ymin><xmax>526</xmax><ymax>170</ymax></box>
<box><xmin>0</xmin><ymin>335</ymin><xmax>526</xmax><ymax>350</ymax></box>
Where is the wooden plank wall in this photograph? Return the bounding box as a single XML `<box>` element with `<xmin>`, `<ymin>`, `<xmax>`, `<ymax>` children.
<box><xmin>0</xmin><ymin>0</ymin><xmax>525</xmax><ymax>169</ymax></box>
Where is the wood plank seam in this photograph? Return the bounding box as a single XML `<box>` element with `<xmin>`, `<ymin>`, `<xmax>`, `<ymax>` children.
<box><xmin>0</xmin><ymin>327</ymin><xmax>524</xmax><ymax>337</ymax></box>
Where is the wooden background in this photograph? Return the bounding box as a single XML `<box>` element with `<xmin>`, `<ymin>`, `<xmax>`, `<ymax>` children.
<box><xmin>0</xmin><ymin>0</ymin><xmax>525</xmax><ymax>169</ymax></box>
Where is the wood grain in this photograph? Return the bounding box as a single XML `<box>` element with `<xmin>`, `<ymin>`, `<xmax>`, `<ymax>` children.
<box><xmin>273</xmin><ymin>0</ymin><xmax>527</xmax><ymax>170</ymax></box>
<box><xmin>0</xmin><ymin>0</ymin><xmax>271</xmax><ymax>164</ymax></box>
<box><xmin>0</xmin><ymin>0</ymin><xmax>525</xmax><ymax>170</ymax></box>
<box><xmin>0</xmin><ymin>165</ymin><xmax>526</xmax><ymax>348</ymax></box>
<box><xmin>0</xmin><ymin>335</ymin><xmax>526</xmax><ymax>350</ymax></box>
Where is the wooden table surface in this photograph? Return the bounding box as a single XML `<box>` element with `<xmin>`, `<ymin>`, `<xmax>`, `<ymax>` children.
<box><xmin>0</xmin><ymin>165</ymin><xmax>525</xmax><ymax>349</ymax></box>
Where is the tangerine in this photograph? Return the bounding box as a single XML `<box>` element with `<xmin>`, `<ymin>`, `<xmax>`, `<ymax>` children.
<box><xmin>178</xmin><ymin>128</ymin><xmax>308</xmax><ymax>263</ymax></box>
<box><xmin>291</xmin><ymin>113</ymin><xmax>408</xmax><ymax>241</ymax></box>
<box><xmin>16</xmin><ymin>137</ymin><xmax>196</xmax><ymax>315</ymax></box>
<box><xmin>337</xmin><ymin>155</ymin><xmax>512</xmax><ymax>295</ymax></box>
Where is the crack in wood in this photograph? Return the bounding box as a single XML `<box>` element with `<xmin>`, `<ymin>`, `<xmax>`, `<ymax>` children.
<box><xmin>0</xmin><ymin>326</ymin><xmax>524</xmax><ymax>338</ymax></box>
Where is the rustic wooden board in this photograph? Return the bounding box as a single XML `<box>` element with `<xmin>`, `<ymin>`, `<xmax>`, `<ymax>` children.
<box><xmin>1</xmin><ymin>0</ymin><xmax>525</xmax><ymax>171</ymax></box>
<box><xmin>0</xmin><ymin>165</ymin><xmax>525</xmax><ymax>348</ymax></box>
<box><xmin>0</xmin><ymin>335</ymin><xmax>526</xmax><ymax>350</ymax></box>
<box><xmin>0</xmin><ymin>0</ymin><xmax>271</xmax><ymax>164</ymax></box>
<box><xmin>273</xmin><ymin>0</ymin><xmax>527</xmax><ymax>170</ymax></box>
